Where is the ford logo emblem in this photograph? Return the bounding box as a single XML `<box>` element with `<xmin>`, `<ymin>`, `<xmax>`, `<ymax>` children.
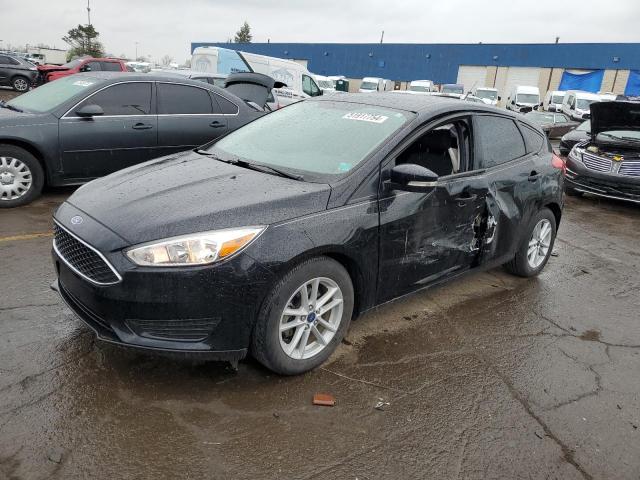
<box><xmin>70</xmin><ymin>215</ymin><xmax>83</xmax><ymax>225</ymax></box>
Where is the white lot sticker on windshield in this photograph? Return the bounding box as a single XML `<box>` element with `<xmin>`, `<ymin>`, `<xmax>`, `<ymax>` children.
<box><xmin>72</xmin><ymin>80</ymin><xmax>94</xmax><ymax>87</ymax></box>
<box><xmin>343</xmin><ymin>112</ymin><xmax>388</xmax><ymax>123</ymax></box>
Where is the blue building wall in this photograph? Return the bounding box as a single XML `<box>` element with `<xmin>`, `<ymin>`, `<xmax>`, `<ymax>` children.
<box><xmin>191</xmin><ymin>42</ymin><xmax>640</xmax><ymax>84</ymax></box>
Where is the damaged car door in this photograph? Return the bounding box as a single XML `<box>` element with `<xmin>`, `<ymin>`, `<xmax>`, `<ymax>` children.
<box><xmin>377</xmin><ymin>116</ymin><xmax>489</xmax><ymax>302</ymax></box>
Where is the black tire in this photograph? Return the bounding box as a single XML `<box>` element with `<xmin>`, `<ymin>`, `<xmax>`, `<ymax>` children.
<box><xmin>11</xmin><ymin>76</ymin><xmax>30</xmax><ymax>92</ymax></box>
<box><xmin>0</xmin><ymin>145</ymin><xmax>44</xmax><ymax>208</ymax></box>
<box><xmin>251</xmin><ymin>257</ymin><xmax>354</xmax><ymax>375</ymax></box>
<box><xmin>504</xmin><ymin>208</ymin><xmax>557</xmax><ymax>278</ymax></box>
<box><xmin>565</xmin><ymin>185</ymin><xmax>583</xmax><ymax>197</ymax></box>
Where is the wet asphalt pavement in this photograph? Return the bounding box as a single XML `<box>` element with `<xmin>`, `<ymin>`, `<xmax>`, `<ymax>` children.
<box><xmin>2</xmin><ymin>190</ymin><xmax>640</xmax><ymax>479</ymax></box>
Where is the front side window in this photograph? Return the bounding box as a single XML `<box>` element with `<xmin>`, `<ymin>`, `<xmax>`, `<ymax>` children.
<box><xmin>157</xmin><ymin>83</ymin><xmax>213</xmax><ymax>114</ymax></box>
<box><xmin>302</xmin><ymin>75</ymin><xmax>319</xmax><ymax>96</ymax></box>
<box><xmin>473</xmin><ymin>115</ymin><xmax>526</xmax><ymax>169</ymax></box>
<box><xmin>76</xmin><ymin>82</ymin><xmax>152</xmax><ymax>116</ymax></box>
<box><xmin>84</xmin><ymin>61</ymin><xmax>101</xmax><ymax>72</ymax></box>
<box><xmin>211</xmin><ymin>101</ymin><xmax>411</xmax><ymax>179</ymax></box>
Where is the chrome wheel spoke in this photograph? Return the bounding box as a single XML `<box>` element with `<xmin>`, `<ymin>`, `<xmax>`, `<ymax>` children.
<box><xmin>280</xmin><ymin>319</ymin><xmax>306</xmax><ymax>332</ymax></box>
<box><xmin>311</xmin><ymin>325</ymin><xmax>327</xmax><ymax>345</ymax></box>
<box><xmin>316</xmin><ymin>286</ymin><xmax>338</xmax><ymax>308</ymax></box>
<box><xmin>297</xmin><ymin>328</ymin><xmax>311</xmax><ymax>359</ymax></box>
<box><xmin>0</xmin><ymin>156</ymin><xmax>32</xmax><ymax>201</ymax></box>
<box><xmin>317</xmin><ymin>317</ymin><xmax>337</xmax><ymax>333</ymax></box>
<box><xmin>527</xmin><ymin>219</ymin><xmax>552</xmax><ymax>269</ymax></box>
<box><xmin>285</xmin><ymin>326</ymin><xmax>306</xmax><ymax>356</ymax></box>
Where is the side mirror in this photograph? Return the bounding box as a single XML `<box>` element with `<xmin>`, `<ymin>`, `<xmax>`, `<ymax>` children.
<box><xmin>76</xmin><ymin>104</ymin><xmax>104</xmax><ymax>118</ymax></box>
<box><xmin>498</xmin><ymin>96</ymin><xmax>502</xmax><ymax>101</ymax></box>
<box><xmin>511</xmin><ymin>100</ymin><xmax>515</xmax><ymax>105</ymax></box>
<box><xmin>388</xmin><ymin>164</ymin><xmax>438</xmax><ymax>192</ymax></box>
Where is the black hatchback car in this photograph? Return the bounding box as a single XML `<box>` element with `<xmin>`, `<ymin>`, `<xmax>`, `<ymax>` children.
<box><xmin>0</xmin><ymin>72</ymin><xmax>263</xmax><ymax>207</ymax></box>
<box><xmin>52</xmin><ymin>94</ymin><xmax>565</xmax><ymax>375</ymax></box>
<box><xmin>0</xmin><ymin>53</ymin><xmax>39</xmax><ymax>92</ymax></box>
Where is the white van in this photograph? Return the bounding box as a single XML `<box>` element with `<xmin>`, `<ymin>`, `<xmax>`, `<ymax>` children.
<box><xmin>561</xmin><ymin>90</ymin><xmax>601</xmax><ymax>120</ymax></box>
<box><xmin>315</xmin><ymin>75</ymin><xmax>336</xmax><ymax>93</ymax></box>
<box><xmin>506</xmin><ymin>86</ymin><xmax>541</xmax><ymax>112</ymax></box>
<box><xmin>472</xmin><ymin>87</ymin><xmax>499</xmax><ymax>105</ymax></box>
<box><xmin>542</xmin><ymin>90</ymin><xmax>566</xmax><ymax>112</ymax></box>
<box><xmin>191</xmin><ymin>46</ymin><xmax>322</xmax><ymax>105</ymax></box>
<box><xmin>359</xmin><ymin>77</ymin><xmax>385</xmax><ymax>93</ymax></box>
<box><xmin>407</xmin><ymin>80</ymin><xmax>436</xmax><ymax>94</ymax></box>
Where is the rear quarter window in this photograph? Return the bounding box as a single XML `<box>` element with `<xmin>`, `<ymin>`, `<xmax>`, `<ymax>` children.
<box><xmin>519</xmin><ymin>123</ymin><xmax>545</xmax><ymax>154</ymax></box>
<box><xmin>473</xmin><ymin>115</ymin><xmax>526</xmax><ymax>169</ymax></box>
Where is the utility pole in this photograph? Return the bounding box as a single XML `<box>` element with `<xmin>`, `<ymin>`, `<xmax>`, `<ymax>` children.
<box><xmin>380</xmin><ymin>30</ymin><xmax>384</xmax><ymax>44</ymax></box>
<box><xmin>135</xmin><ymin>42</ymin><xmax>139</xmax><ymax>60</ymax></box>
<box><xmin>87</xmin><ymin>0</ymin><xmax>91</xmax><ymax>25</ymax></box>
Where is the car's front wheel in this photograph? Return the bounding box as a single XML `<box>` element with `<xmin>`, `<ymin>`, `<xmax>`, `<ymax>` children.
<box><xmin>11</xmin><ymin>76</ymin><xmax>30</xmax><ymax>92</ymax></box>
<box><xmin>252</xmin><ymin>257</ymin><xmax>354</xmax><ymax>375</ymax></box>
<box><xmin>0</xmin><ymin>145</ymin><xmax>44</xmax><ymax>208</ymax></box>
<box><xmin>504</xmin><ymin>208</ymin><xmax>557</xmax><ymax>277</ymax></box>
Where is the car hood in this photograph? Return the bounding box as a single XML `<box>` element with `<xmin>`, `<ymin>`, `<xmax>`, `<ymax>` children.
<box><xmin>0</xmin><ymin>107</ymin><xmax>54</xmax><ymax>127</ymax></box>
<box><xmin>590</xmin><ymin>101</ymin><xmax>640</xmax><ymax>137</ymax></box>
<box><xmin>37</xmin><ymin>64</ymin><xmax>70</xmax><ymax>73</ymax></box>
<box><xmin>64</xmin><ymin>151</ymin><xmax>332</xmax><ymax>245</ymax></box>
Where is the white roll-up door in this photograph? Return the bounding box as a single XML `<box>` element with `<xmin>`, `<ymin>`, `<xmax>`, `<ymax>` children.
<box><xmin>501</xmin><ymin>67</ymin><xmax>541</xmax><ymax>99</ymax></box>
<box><xmin>456</xmin><ymin>66</ymin><xmax>487</xmax><ymax>93</ymax></box>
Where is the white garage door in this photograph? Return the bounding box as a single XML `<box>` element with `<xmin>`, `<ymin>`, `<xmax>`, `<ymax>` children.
<box><xmin>457</xmin><ymin>66</ymin><xmax>487</xmax><ymax>93</ymax></box>
<box><xmin>501</xmin><ymin>67</ymin><xmax>541</xmax><ymax>99</ymax></box>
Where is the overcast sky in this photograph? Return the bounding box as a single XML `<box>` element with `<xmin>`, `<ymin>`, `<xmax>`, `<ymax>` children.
<box><xmin>1</xmin><ymin>0</ymin><xmax>639</xmax><ymax>63</ymax></box>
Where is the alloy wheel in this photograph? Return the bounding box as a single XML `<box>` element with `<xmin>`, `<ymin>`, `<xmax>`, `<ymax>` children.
<box><xmin>0</xmin><ymin>156</ymin><xmax>33</xmax><ymax>201</ymax></box>
<box><xmin>527</xmin><ymin>218</ymin><xmax>552</xmax><ymax>269</ymax></box>
<box><xmin>279</xmin><ymin>277</ymin><xmax>344</xmax><ymax>360</ymax></box>
<box><xmin>13</xmin><ymin>78</ymin><xmax>29</xmax><ymax>92</ymax></box>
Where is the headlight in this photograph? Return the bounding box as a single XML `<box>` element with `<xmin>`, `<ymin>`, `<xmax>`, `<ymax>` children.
<box><xmin>126</xmin><ymin>226</ymin><xmax>265</xmax><ymax>267</ymax></box>
<box><xmin>568</xmin><ymin>147</ymin><xmax>583</xmax><ymax>163</ymax></box>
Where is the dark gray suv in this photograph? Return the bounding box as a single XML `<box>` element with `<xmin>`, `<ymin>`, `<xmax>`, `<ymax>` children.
<box><xmin>0</xmin><ymin>54</ymin><xmax>38</xmax><ymax>92</ymax></box>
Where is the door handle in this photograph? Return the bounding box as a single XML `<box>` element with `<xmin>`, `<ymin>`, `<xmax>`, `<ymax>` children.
<box><xmin>528</xmin><ymin>171</ymin><xmax>540</xmax><ymax>182</ymax></box>
<box><xmin>209</xmin><ymin>121</ymin><xmax>224</xmax><ymax>128</ymax></box>
<box><xmin>132</xmin><ymin>123</ymin><xmax>153</xmax><ymax>130</ymax></box>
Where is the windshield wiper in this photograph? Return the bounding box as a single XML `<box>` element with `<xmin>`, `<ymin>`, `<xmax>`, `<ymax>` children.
<box><xmin>194</xmin><ymin>149</ymin><xmax>304</xmax><ymax>181</ymax></box>
<box><xmin>0</xmin><ymin>100</ymin><xmax>23</xmax><ymax>113</ymax></box>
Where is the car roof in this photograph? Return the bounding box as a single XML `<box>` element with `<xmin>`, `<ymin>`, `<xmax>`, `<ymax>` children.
<box><xmin>155</xmin><ymin>69</ymin><xmax>226</xmax><ymax>79</ymax></box>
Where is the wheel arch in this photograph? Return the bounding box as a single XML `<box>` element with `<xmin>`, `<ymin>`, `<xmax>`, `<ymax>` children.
<box><xmin>545</xmin><ymin>201</ymin><xmax>562</xmax><ymax>229</ymax></box>
<box><xmin>0</xmin><ymin>139</ymin><xmax>49</xmax><ymax>184</ymax></box>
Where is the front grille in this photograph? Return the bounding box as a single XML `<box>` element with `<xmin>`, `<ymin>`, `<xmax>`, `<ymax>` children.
<box><xmin>582</xmin><ymin>152</ymin><xmax>613</xmax><ymax>173</ymax></box>
<box><xmin>619</xmin><ymin>161</ymin><xmax>640</xmax><ymax>177</ymax></box>
<box><xmin>54</xmin><ymin>223</ymin><xmax>120</xmax><ymax>285</ymax></box>
<box><xmin>126</xmin><ymin>318</ymin><xmax>221</xmax><ymax>342</ymax></box>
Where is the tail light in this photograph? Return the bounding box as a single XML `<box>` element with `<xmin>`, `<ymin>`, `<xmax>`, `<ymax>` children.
<box><xmin>552</xmin><ymin>153</ymin><xmax>566</xmax><ymax>175</ymax></box>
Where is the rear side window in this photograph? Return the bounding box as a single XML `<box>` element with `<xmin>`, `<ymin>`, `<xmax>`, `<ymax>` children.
<box><xmin>214</xmin><ymin>94</ymin><xmax>239</xmax><ymax>114</ymax></box>
<box><xmin>77</xmin><ymin>82</ymin><xmax>152</xmax><ymax>115</ymax></box>
<box><xmin>520</xmin><ymin>124</ymin><xmax>544</xmax><ymax>153</ymax></box>
<box><xmin>0</xmin><ymin>55</ymin><xmax>19</xmax><ymax>65</ymax></box>
<box><xmin>101</xmin><ymin>62</ymin><xmax>122</xmax><ymax>72</ymax></box>
<box><xmin>473</xmin><ymin>115</ymin><xmax>526</xmax><ymax>169</ymax></box>
<box><xmin>157</xmin><ymin>83</ymin><xmax>213</xmax><ymax>114</ymax></box>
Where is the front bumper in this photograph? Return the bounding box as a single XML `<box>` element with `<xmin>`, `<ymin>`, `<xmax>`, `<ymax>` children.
<box><xmin>565</xmin><ymin>156</ymin><xmax>640</xmax><ymax>203</ymax></box>
<box><xmin>52</xmin><ymin>228</ymin><xmax>275</xmax><ymax>360</ymax></box>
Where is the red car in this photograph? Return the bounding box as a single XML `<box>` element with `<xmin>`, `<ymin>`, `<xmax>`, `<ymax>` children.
<box><xmin>38</xmin><ymin>57</ymin><xmax>129</xmax><ymax>83</ymax></box>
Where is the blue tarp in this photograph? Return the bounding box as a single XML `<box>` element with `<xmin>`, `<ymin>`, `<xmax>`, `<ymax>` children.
<box><xmin>558</xmin><ymin>70</ymin><xmax>604</xmax><ymax>93</ymax></box>
<box><xmin>624</xmin><ymin>70</ymin><xmax>640</xmax><ymax>96</ymax></box>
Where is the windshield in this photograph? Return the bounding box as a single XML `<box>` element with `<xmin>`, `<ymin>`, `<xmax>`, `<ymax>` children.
<box><xmin>62</xmin><ymin>59</ymin><xmax>82</xmax><ymax>69</ymax></box>
<box><xmin>360</xmin><ymin>81</ymin><xmax>378</xmax><ymax>90</ymax></box>
<box><xmin>409</xmin><ymin>85</ymin><xmax>431</xmax><ymax>92</ymax></box>
<box><xmin>577</xmin><ymin>98</ymin><xmax>598</xmax><ymax>110</ymax></box>
<box><xmin>318</xmin><ymin>80</ymin><xmax>334</xmax><ymax>89</ymax></box>
<box><xmin>576</xmin><ymin>120</ymin><xmax>591</xmax><ymax>131</ymax></box>
<box><xmin>596</xmin><ymin>130</ymin><xmax>640</xmax><ymax>143</ymax></box>
<box><xmin>7</xmin><ymin>75</ymin><xmax>98</xmax><ymax>113</ymax></box>
<box><xmin>442</xmin><ymin>85</ymin><xmax>463</xmax><ymax>94</ymax></box>
<box><xmin>516</xmin><ymin>93</ymin><xmax>539</xmax><ymax>104</ymax></box>
<box><xmin>211</xmin><ymin>101</ymin><xmax>411</xmax><ymax>179</ymax></box>
<box><xmin>526</xmin><ymin>112</ymin><xmax>554</xmax><ymax>123</ymax></box>
<box><xmin>475</xmin><ymin>89</ymin><xmax>497</xmax><ymax>100</ymax></box>
<box><xmin>552</xmin><ymin>95</ymin><xmax>565</xmax><ymax>104</ymax></box>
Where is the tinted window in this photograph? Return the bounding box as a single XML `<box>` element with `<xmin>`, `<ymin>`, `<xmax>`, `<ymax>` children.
<box><xmin>101</xmin><ymin>62</ymin><xmax>122</xmax><ymax>72</ymax></box>
<box><xmin>77</xmin><ymin>82</ymin><xmax>152</xmax><ymax>116</ymax></box>
<box><xmin>302</xmin><ymin>75</ymin><xmax>320</xmax><ymax>96</ymax></box>
<box><xmin>84</xmin><ymin>61</ymin><xmax>101</xmax><ymax>72</ymax></box>
<box><xmin>0</xmin><ymin>55</ymin><xmax>19</xmax><ymax>65</ymax></box>
<box><xmin>474</xmin><ymin>116</ymin><xmax>526</xmax><ymax>169</ymax></box>
<box><xmin>520</xmin><ymin>124</ymin><xmax>544</xmax><ymax>153</ymax></box>
<box><xmin>157</xmin><ymin>83</ymin><xmax>213</xmax><ymax>114</ymax></box>
<box><xmin>214</xmin><ymin>94</ymin><xmax>238</xmax><ymax>114</ymax></box>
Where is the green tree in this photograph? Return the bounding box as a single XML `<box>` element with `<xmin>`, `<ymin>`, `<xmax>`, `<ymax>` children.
<box><xmin>62</xmin><ymin>24</ymin><xmax>104</xmax><ymax>60</ymax></box>
<box><xmin>234</xmin><ymin>21</ymin><xmax>252</xmax><ymax>43</ymax></box>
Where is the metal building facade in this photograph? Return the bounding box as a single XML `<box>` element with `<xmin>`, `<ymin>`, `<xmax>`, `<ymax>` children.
<box><xmin>190</xmin><ymin>42</ymin><xmax>640</xmax><ymax>84</ymax></box>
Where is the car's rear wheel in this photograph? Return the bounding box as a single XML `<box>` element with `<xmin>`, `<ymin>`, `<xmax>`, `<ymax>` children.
<box><xmin>251</xmin><ymin>257</ymin><xmax>354</xmax><ymax>375</ymax></box>
<box><xmin>11</xmin><ymin>76</ymin><xmax>30</xmax><ymax>92</ymax></box>
<box><xmin>0</xmin><ymin>145</ymin><xmax>44</xmax><ymax>208</ymax></box>
<box><xmin>504</xmin><ymin>208</ymin><xmax>557</xmax><ymax>277</ymax></box>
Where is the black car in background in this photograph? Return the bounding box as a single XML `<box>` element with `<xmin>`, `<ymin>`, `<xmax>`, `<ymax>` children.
<box><xmin>52</xmin><ymin>94</ymin><xmax>565</xmax><ymax>375</ymax></box>
<box><xmin>0</xmin><ymin>53</ymin><xmax>39</xmax><ymax>92</ymax></box>
<box><xmin>565</xmin><ymin>101</ymin><xmax>640</xmax><ymax>202</ymax></box>
<box><xmin>0</xmin><ymin>72</ymin><xmax>264</xmax><ymax>207</ymax></box>
<box><xmin>559</xmin><ymin>120</ymin><xmax>590</xmax><ymax>155</ymax></box>
<box><xmin>524</xmin><ymin>111</ymin><xmax>579</xmax><ymax>138</ymax></box>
